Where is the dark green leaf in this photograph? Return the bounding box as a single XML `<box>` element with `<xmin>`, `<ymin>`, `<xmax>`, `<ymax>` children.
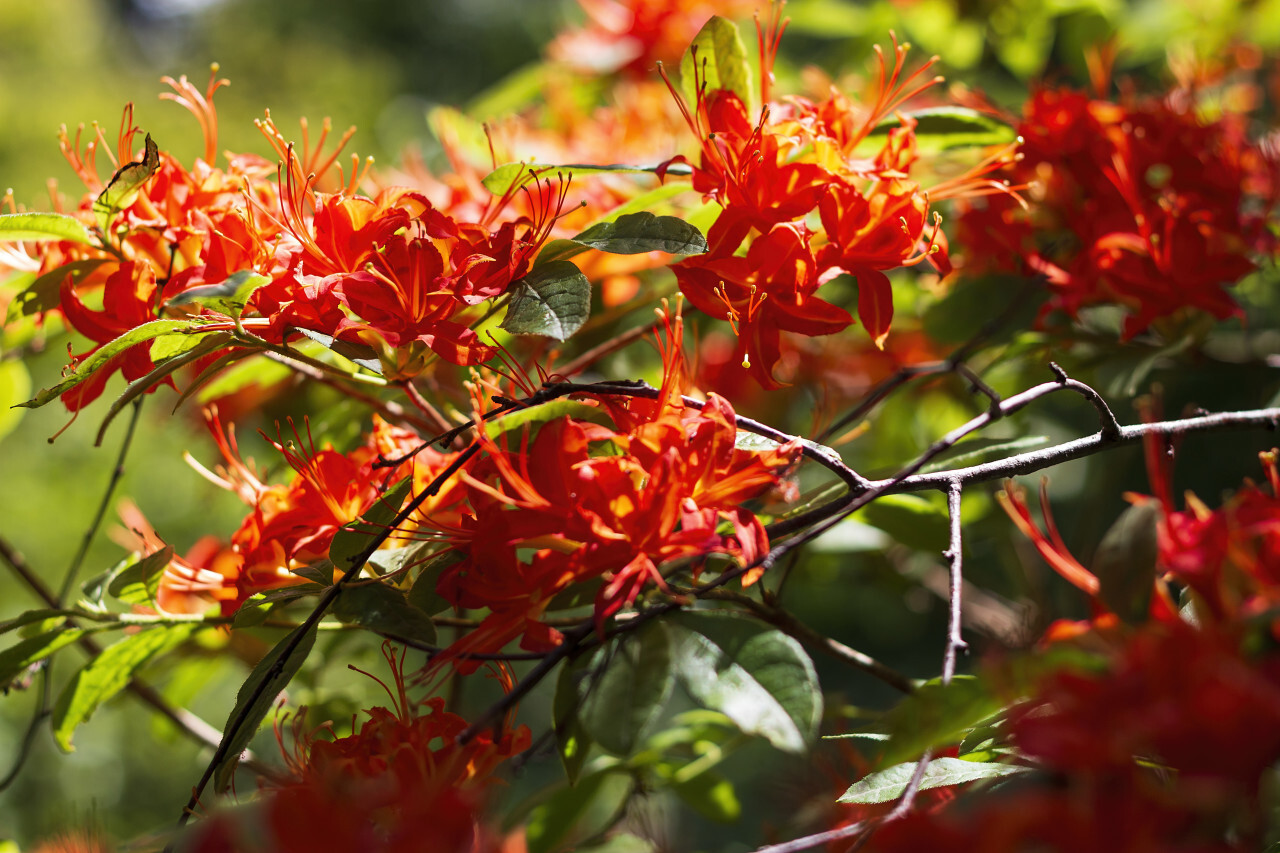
<box><xmin>554</xmin><ymin>655</ymin><xmax>595</xmax><ymax>785</ymax></box>
<box><xmin>107</xmin><ymin>547</ymin><xmax>174</xmax><ymax>606</ymax></box>
<box><xmin>499</xmin><ymin>261</ymin><xmax>591</xmax><ymax>341</ymax></box>
<box><xmin>922</xmin><ymin>274</ymin><xmax>1047</xmax><ymax>345</ymax></box>
<box><xmin>94</xmin><ymin>133</ymin><xmax>160</xmax><ymax>232</ymax></box>
<box><xmin>18</xmin><ymin>319</ymin><xmax>199</xmax><ymax>409</ymax></box>
<box><xmin>855</xmin><ymin>493</ymin><xmax>949</xmax><ymax>552</ymax></box>
<box><xmin>680</xmin><ymin>16</ymin><xmax>753</xmax><ymax>115</ymax></box>
<box><xmin>231</xmin><ymin>585</ymin><xmax>326</xmax><ymax>629</ymax></box>
<box><xmin>1093</xmin><ymin>500</ymin><xmax>1160</xmax><ymax>625</ymax></box>
<box><xmin>671</xmin><ymin>769</ymin><xmax>741</xmax><ymax>822</ymax></box>
<box><xmin>568</xmin><ymin>212</ymin><xmax>706</xmax><ymax>256</ymax></box>
<box><xmin>578</xmin><ymin>625</ymin><xmax>674</xmax><ymax>757</ymax></box>
<box><xmin>525</xmin><ymin>768</ymin><xmax>633</xmax><ymax>853</ymax></box>
<box><xmin>875</xmin><ymin>675</ymin><xmax>1000</xmax><ymax>766</ymax></box>
<box><xmin>0</xmin><ymin>629</ymin><xmax>89</xmax><ymax>686</ymax></box>
<box><xmin>328</xmin><ymin>478</ymin><xmax>414</xmax><ymax>573</ymax></box>
<box><xmin>213</xmin><ymin>622</ymin><xmax>318</xmax><ymax>792</ymax></box>
<box><xmin>165</xmin><ymin>271</ymin><xmax>270</xmax><ymax>318</ymax></box>
<box><xmin>0</xmin><ymin>212</ymin><xmax>92</xmax><ymax>245</ymax></box>
<box><xmin>838</xmin><ymin>757</ymin><xmax>1031</xmax><ymax>804</ymax></box>
<box><xmin>293</xmin><ymin>328</ymin><xmax>383</xmax><ymax>374</ymax></box>
<box><xmin>333</xmin><ymin>580</ymin><xmax>437</xmax><ymax>646</ymax></box>
<box><xmin>52</xmin><ymin>623</ymin><xmax>198</xmax><ymax>751</ymax></box>
<box><xmin>668</xmin><ymin>611</ymin><xmax>822</xmax><ymax>753</ymax></box>
<box><xmin>407</xmin><ymin>549</ymin><xmax>464</xmax><ymax>617</ymax></box>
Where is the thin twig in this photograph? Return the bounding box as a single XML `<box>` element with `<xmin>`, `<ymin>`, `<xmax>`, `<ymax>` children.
<box><xmin>941</xmin><ymin>479</ymin><xmax>968</xmax><ymax>685</ymax></box>
<box><xmin>57</xmin><ymin>397</ymin><xmax>146</xmax><ymax>605</ymax></box>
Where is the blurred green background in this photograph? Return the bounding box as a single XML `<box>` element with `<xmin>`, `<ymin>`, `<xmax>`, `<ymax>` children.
<box><xmin>2</xmin><ymin>0</ymin><xmax>1280</xmax><ymax>848</ymax></box>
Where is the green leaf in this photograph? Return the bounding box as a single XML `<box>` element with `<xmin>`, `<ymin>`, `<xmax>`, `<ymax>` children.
<box><xmin>1093</xmin><ymin>500</ymin><xmax>1160</xmax><ymax>625</ymax></box>
<box><xmin>920</xmin><ymin>436</ymin><xmax>1051</xmax><ymax>474</ymax></box>
<box><xmin>569</xmin><ymin>212</ymin><xmax>707</xmax><ymax>256</ymax></box>
<box><xmin>668</xmin><ymin>611</ymin><xmax>822</xmax><ymax>754</ymax></box>
<box><xmin>0</xmin><ymin>212</ymin><xmax>92</xmax><ymax>245</ymax></box>
<box><xmin>18</xmin><ymin>319</ymin><xmax>198</xmax><ymax>409</ymax></box>
<box><xmin>5</xmin><ymin>259</ymin><xmax>105</xmax><ymax>324</ymax></box>
<box><xmin>525</xmin><ymin>768</ymin><xmax>633</xmax><ymax>853</ymax></box>
<box><xmin>671</xmin><ymin>769</ymin><xmax>741</xmax><ymax>822</ymax></box>
<box><xmin>149</xmin><ymin>330</ymin><xmax>233</xmax><ymax>362</ymax></box>
<box><xmin>407</xmin><ymin>549</ymin><xmax>463</xmax><ymax>617</ymax></box>
<box><xmin>231</xmin><ymin>584</ymin><xmax>326</xmax><ymax>629</ymax></box>
<box><xmin>0</xmin><ymin>610</ymin><xmax>70</xmax><ymax>636</ymax></box>
<box><xmin>52</xmin><ymin>623</ymin><xmax>198</xmax><ymax>751</ymax></box>
<box><xmin>0</xmin><ymin>359</ymin><xmax>32</xmax><ymax>443</ymax></box>
<box><xmin>875</xmin><ymin>675</ymin><xmax>1000</xmax><ymax>766</ymax></box>
<box><xmin>194</xmin><ymin>352</ymin><xmax>292</xmax><ymax>404</ymax></box>
<box><xmin>332</xmin><ymin>580</ymin><xmax>437</xmax><ymax>646</ymax></box>
<box><xmin>0</xmin><ymin>629</ymin><xmax>89</xmax><ymax>686</ymax></box>
<box><xmin>482</xmin><ymin>162</ymin><xmax>668</xmax><ymax>197</ymax></box>
<box><xmin>499</xmin><ymin>261</ymin><xmax>591</xmax><ymax>341</ymax></box>
<box><xmin>922</xmin><ymin>274</ymin><xmax>1047</xmax><ymax>345</ymax></box>
<box><xmin>484</xmin><ymin>399</ymin><xmax>612</xmax><ymax>441</ymax></box>
<box><xmin>165</xmin><ymin>271</ymin><xmax>270</xmax><ymax>318</ymax></box>
<box><xmin>838</xmin><ymin>757</ymin><xmax>1032</xmax><ymax>804</ymax></box>
<box><xmin>574</xmin><ymin>834</ymin><xmax>657</xmax><ymax>853</ymax></box>
<box><xmin>293</xmin><ymin>328</ymin><xmax>383</xmax><ymax>375</ymax></box>
<box><xmin>577</xmin><ymin>624</ymin><xmax>674</xmax><ymax>757</ymax></box>
<box><xmin>107</xmin><ymin>547</ymin><xmax>174</xmax><ymax>606</ymax></box>
<box><xmin>213</xmin><ymin>621</ymin><xmax>318</xmax><ymax>792</ymax></box>
<box><xmin>855</xmin><ymin>493</ymin><xmax>949</xmax><ymax>552</ymax></box>
<box><xmin>535</xmin><ymin>182</ymin><xmax>696</xmax><ymax>267</ymax></box>
<box><xmin>680</xmin><ymin>16</ymin><xmax>753</xmax><ymax>116</ymax></box>
<box><xmin>94</xmin><ymin>133</ymin><xmax>160</xmax><ymax>232</ymax></box>
<box><xmin>864</xmin><ymin>108</ymin><xmax>1017</xmax><ymax>154</ymax></box>
<box><xmin>554</xmin><ymin>655</ymin><xmax>595</xmax><ymax>785</ymax></box>
<box><xmin>328</xmin><ymin>478</ymin><xmax>414</xmax><ymax>573</ymax></box>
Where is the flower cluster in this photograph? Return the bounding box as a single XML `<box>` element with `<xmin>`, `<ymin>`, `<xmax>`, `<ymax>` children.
<box><xmin>12</xmin><ymin>71</ymin><xmax>568</xmax><ymax>414</ymax></box>
<box><xmin>663</xmin><ymin>11</ymin><xmax>1013</xmax><ymax>387</ymax></box>
<box><xmin>434</xmin><ymin>305</ymin><xmax>799</xmax><ymax>662</ymax></box>
<box><xmin>956</xmin><ymin>73</ymin><xmax>1278</xmax><ymax>336</ymax></box>
<box><xmin>183</xmin><ymin>645</ymin><xmax>531</xmax><ymax>853</ymax></box>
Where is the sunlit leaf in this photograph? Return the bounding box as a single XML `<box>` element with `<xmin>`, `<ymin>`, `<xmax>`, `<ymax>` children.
<box><xmin>875</xmin><ymin>675</ymin><xmax>1001</xmax><ymax>766</ymax></box>
<box><xmin>94</xmin><ymin>133</ymin><xmax>160</xmax><ymax>232</ymax></box>
<box><xmin>165</xmin><ymin>271</ymin><xmax>270</xmax><ymax>318</ymax></box>
<box><xmin>0</xmin><ymin>628</ymin><xmax>89</xmax><ymax>686</ymax></box>
<box><xmin>668</xmin><ymin>611</ymin><xmax>821</xmax><ymax>753</ymax></box>
<box><xmin>52</xmin><ymin>623</ymin><xmax>198</xmax><ymax>751</ymax></box>
<box><xmin>855</xmin><ymin>493</ymin><xmax>949</xmax><ymax>552</ymax></box>
<box><xmin>838</xmin><ymin>757</ymin><xmax>1031</xmax><ymax>804</ymax></box>
<box><xmin>671</xmin><ymin>769</ymin><xmax>742</xmax><ymax>822</ymax></box>
<box><xmin>499</xmin><ymin>261</ymin><xmax>591</xmax><ymax>341</ymax></box>
<box><xmin>107</xmin><ymin>547</ymin><xmax>174</xmax><ymax>606</ymax></box>
<box><xmin>680</xmin><ymin>16</ymin><xmax>753</xmax><ymax>115</ymax></box>
<box><xmin>525</xmin><ymin>768</ymin><xmax>633</xmax><ymax>853</ymax></box>
<box><xmin>17</xmin><ymin>319</ymin><xmax>199</xmax><ymax>409</ymax></box>
<box><xmin>863</xmin><ymin>108</ymin><xmax>1017</xmax><ymax>154</ymax></box>
<box><xmin>0</xmin><ymin>212</ymin><xmax>92</xmax><ymax>245</ymax></box>
<box><xmin>0</xmin><ymin>359</ymin><xmax>31</xmax><ymax>443</ymax></box>
<box><xmin>4</xmin><ymin>259</ymin><xmax>105</xmax><ymax>324</ymax></box>
<box><xmin>293</xmin><ymin>328</ymin><xmax>383</xmax><ymax>375</ymax></box>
